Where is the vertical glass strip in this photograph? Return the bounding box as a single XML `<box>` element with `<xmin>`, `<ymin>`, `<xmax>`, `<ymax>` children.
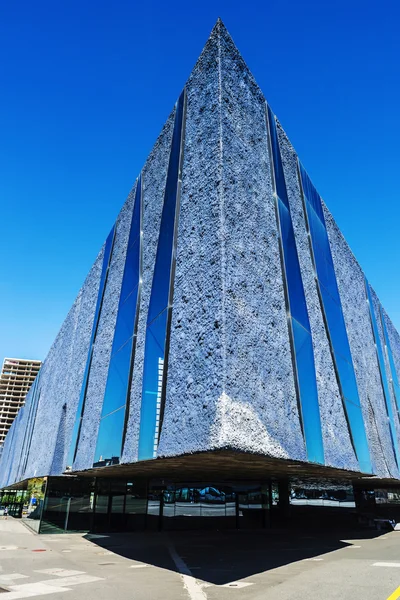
<box><xmin>67</xmin><ymin>225</ymin><xmax>116</xmax><ymax>468</ymax></box>
<box><xmin>266</xmin><ymin>105</ymin><xmax>324</xmax><ymax>464</ymax></box>
<box><xmin>138</xmin><ymin>89</ymin><xmax>187</xmax><ymax>461</ymax></box>
<box><xmin>380</xmin><ymin>306</ymin><xmax>400</xmax><ymax>417</ymax></box>
<box><xmin>298</xmin><ymin>161</ymin><xmax>372</xmax><ymax>473</ymax></box>
<box><xmin>365</xmin><ymin>278</ymin><xmax>400</xmax><ymax>468</ymax></box>
<box><xmin>93</xmin><ymin>175</ymin><xmax>143</xmax><ymax>467</ymax></box>
<box><xmin>17</xmin><ymin>372</ymin><xmax>41</xmax><ymax>481</ymax></box>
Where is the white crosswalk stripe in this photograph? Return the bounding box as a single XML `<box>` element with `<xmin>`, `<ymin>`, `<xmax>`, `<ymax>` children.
<box><xmin>35</xmin><ymin>569</ymin><xmax>85</xmax><ymax>577</ymax></box>
<box><xmin>0</xmin><ymin>570</ymin><xmax>104</xmax><ymax>600</ymax></box>
<box><xmin>0</xmin><ymin>574</ymin><xmax>29</xmax><ymax>582</ymax></box>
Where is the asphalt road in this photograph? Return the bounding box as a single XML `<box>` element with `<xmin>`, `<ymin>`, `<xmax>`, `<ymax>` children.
<box><xmin>1</xmin><ymin>518</ymin><xmax>400</xmax><ymax>599</ymax></box>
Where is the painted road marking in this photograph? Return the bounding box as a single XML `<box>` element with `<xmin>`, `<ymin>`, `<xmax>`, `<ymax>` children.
<box><xmin>129</xmin><ymin>564</ymin><xmax>150</xmax><ymax>569</ymax></box>
<box><xmin>220</xmin><ymin>582</ymin><xmax>253</xmax><ymax>589</ymax></box>
<box><xmin>345</xmin><ymin>545</ymin><xmax>361</xmax><ymax>549</ymax></box>
<box><xmin>387</xmin><ymin>587</ymin><xmax>400</xmax><ymax>600</ymax></box>
<box><xmin>167</xmin><ymin>542</ymin><xmax>207</xmax><ymax>600</ymax></box>
<box><xmin>35</xmin><ymin>569</ymin><xmax>85</xmax><ymax>577</ymax></box>
<box><xmin>7</xmin><ymin>582</ymin><xmax>70</xmax><ymax>599</ymax></box>
<box><xmin>373</xmin><ymin>562</ymin><xmax>400</xmax><ymax>568</ymax></box>
<box><xmin>387</xmin><ymin>585</ymin><xmax>400</xmax><ymax>600</ymax></box>
<box><xmin>304</xmin><ymin>558</ymin><xmax>324</xmax><ymax>561</ymax></box>
<box><xmin>40</xmin><ymin>574</ymin><xmax>103</xmax><ymax>587</ymax></box>
<box><xmin>0</xmin><ymin>545</ymin><xmax>18</xmax><ymax>550</ymax></box>
<box><xmin>0</xmin><ymin>574</ymin><xmax>29</xmax><ymax>582</ymax></box>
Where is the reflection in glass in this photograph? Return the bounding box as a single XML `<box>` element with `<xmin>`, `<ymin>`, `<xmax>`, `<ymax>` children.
<box><xmin>380</xmin><ymin>306</ymin><xmax>400</xmax><ymax>418</ymax></box>
<box><xmin>365</xmin><ymin>279</ymin><xmax>400</xmax><ymax>469</ymax></box>
<box><xmin>22</xmin><ymin>477</ymin><xmax>47</xmax><ymax>533</ymax></box>
<box><xmin>67</xmin><ymin>225</ymin><xmax>116</xmax><ymax>468</ymax></box>
<box><xmin>298</xmin><ymin>161</ymin><xmax>372</xmax><ymax>474</ymax></box>
<box><xmin>94</xmin><ymin>177</ymin><xmax>143</xmax><ymax>466</ymax></box>
<box><xmin>138</xmin><ymin>89</ymin><xmax>187</xmax><ymax>461</ymax></box>
<box><xmin>266</xmin><ymin>104</ymin><xmax>324</xmax><ymax>465</ymax></box>
<box><xmin>94</xmin><ymin>408</ymin><xmax>125</xmax><ymax>466</ymax></box>
<box><xmin>18</xmin><ymin>373</ymin><xmax>41</xmax><ymax>481</ymax></box>
<box><xmin>290</xmin><ymin>478</ymin><xmax>355</xmax><ymax>508</ymax></box>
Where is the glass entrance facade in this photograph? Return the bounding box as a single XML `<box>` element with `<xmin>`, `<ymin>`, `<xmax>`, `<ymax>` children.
<box><xmin>22</xmin><ymin>476</ymin><xmax>271</xmax><ymax>533</ymax></box>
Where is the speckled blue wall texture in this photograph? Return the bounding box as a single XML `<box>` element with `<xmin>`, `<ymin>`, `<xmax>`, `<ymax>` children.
<box><xmin>2</xmin><ymin>19</ymin><xmax>400</xmax><ymax>488</ymax></box>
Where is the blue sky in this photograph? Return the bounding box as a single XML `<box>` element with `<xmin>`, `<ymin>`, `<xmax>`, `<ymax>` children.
<box><xmin>1</xmin><ymin>0</ymin><xmax>399</xmax><ymax>361</ymax></box>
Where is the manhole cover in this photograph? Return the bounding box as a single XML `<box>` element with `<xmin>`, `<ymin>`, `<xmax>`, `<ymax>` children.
<box><xmin>32</xmin><ymin>549</ymin><xmax>46</xmax><ymax>552</ymax></box>
<box><xmin>98</xmin><ymin>562</ymin><xmax>116</xmax><ymax>566</ymax></box>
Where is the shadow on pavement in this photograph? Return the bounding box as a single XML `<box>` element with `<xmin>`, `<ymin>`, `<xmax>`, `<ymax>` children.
<box><xmin>83</xmin><ymin>527</ymin><xmax>385</xmax><ymax>585</ymax></box>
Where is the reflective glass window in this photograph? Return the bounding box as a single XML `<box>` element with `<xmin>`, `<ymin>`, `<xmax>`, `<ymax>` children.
<box><xmin>278</xmin><ymin>201</ymin><xmax>310</xmax><ymax>330</ymax></box>
<box><xmin>318</xmin><ymin>286</ymin><xmax>351</xmax><ymax>361</ymax></box>
<box><xmin>101</xmin><ymin>339</ymin><xmax>134</xmax><ymax>418</ymax></box>
<box><xmin>306</xmin><ymin>202</ymin><xmax>333</xmax><ymax>265</ymax></box>
<box><xmin>344</xmin><ymin>398</ymin><xmax>374</xmax><ymax>474</ymax></box>
<box><xmin>146</xmin><ymin>91</ymin><xmax>186</xmax><ymax>325</ymax></box>
<box><xmin>380</xmin><ymin>306</ymin><xmax>400</xmax><ymax>415</ymax></box>
<box><xmin>19</xmin><ymin>373</ymin><xmax>41</xmax><ymax>480</ymax></box>
<box><xmin>299</xmin><ymin>163</ymin><xmax>372</xmax><ymax>473</ymax></box>
<box><xmin>299</xmin><ymin>162</ymin><xmax>325</xmax><ymax>222</ymax></box>
<box><xmin>94</xmin><ymin>407</ymin><xmax>125</xmax><ymax>465</ymax></box>
<box><xmin>292</xmin><ymin>319</ymin><xmax>324</xmax><ymax>463</ymax></box>
<box><xmin>335</xmin><ymin>353</ymin><xmax>361</xmax><ymax>407</ymax></box>
<box><xmin>312</xmin><ymin>247</ymin><xmax>340</xmax><ymax>305</ymax></box>
<box><xmin>267</xmin><ymin>104</ymin><xmax>289</xmax><ymax>208</ymax></box>
<box><xmin>67</xmin><ymin>224</ymin><xmax>116</xmax><ymax>468</ymax></box>
<box><xmin>119</xmin><ymin>242</ymin><xmax>140</xmax><ymax>305</ymax></box>
<box><xmin>365</xmin><ymin>279</ymin><xmax>400</xmax><ymax>467</ymax></box>
<box><xmin>139</xmin><ymin>309</ymin><xmax>168</xmax><ymax>460</ymax></box>
<box><xmin>94</xmin><ymin>177</ymin><xmax>142</xmax><ymax>466</ymax></box>
<box><xmin>111</xmin><ymin>286</ymin><xmax>139</xmax><ymax>356</ymax></box>
<box><xmin>138</xmin><ymin>90</ymin><xmax>186</xmax><ymax>461</ymax></box>
<box><xmin>267</xmin><ymin>105</ymin><xmax>323</xmax><ymax>465</ymax></box>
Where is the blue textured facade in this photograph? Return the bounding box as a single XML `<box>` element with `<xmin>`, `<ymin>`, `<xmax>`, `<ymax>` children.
<box><xmin>2</xmin><ymin>19</ymin><xmax>400</xmax><ymax>491</ymax></box>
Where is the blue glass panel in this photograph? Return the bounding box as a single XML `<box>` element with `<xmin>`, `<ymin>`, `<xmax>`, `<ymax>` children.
<box><xmin>267</xmin><ymin>104</ymin><xmax>289</xmax><ymax>208</ymax></box>
<box><xmin>313</xmin><ymin>248</ymin><xmax>341</xmax><ymax>305</ymax></box>
<box><xmin>67</xmin><ymin>224</ymin><xmax>116</xmax><ymax>467</ymax></box>
<box><xmin>335</xmin><ymin>353</ymin><xmax>361</xmax><ymax>407</ymax></box>
<box><xmin>278</xmin><ymin>200</ymin><xmax>310</xmax><ymax>331</ymax></box>
<box><xmin>138</xmin><ymin>90</ymin><xmax>186</xmax><ymax>461</ymax></box>
<box><xmin>111</xmin><ymin>285</ymin><xmax>139</xmax><ymax>356</ymax></box>
<box><xmin>267</xmin><ymin>105</ymin><xmax>323</xmax><ymax>464</ymax></box>
<box><xmin>291</xmin><ymin>319</ymin><xmax>324</xmax><ymax>463</ymax></box>
<box><xmin>306</xmin><ymin>202</ymin><xmax>332</xmax><ymax>262</ymax></box>
<box><xmin>365</xmin><ymin>280</ymin><xmax>400</xmax><ymax>467</ymax></box>
<box><xmin>146</xmin><ymin>91</ymin><xmax>185</xmax><ymax>325</ymax></box>
<box><xmin>299</xmin><ymin>162</ymin><xmax>325</xmax><ymax>222</ymax></box>
<box><xmin>120</xmin><ymin>241</ymin><xmax>140</xmax><ymax>305</ymax></box>
<box><xmin>380</xmin><ymin>306</ymin><xmax>400</xmax><ymax>415</ymax></box>
<box><xmin>94</xmin><ymin>175</ymin><xmax>142</xmax><ymax>466</ymax></box>
<box><xmin>94</xmin><ymin>408</ymin><xmax>125</xmax><ymax>466</ymax></box>
<box><xmin>344</xmin><ymin>398</ymin><xmax>374</xmax><ymax>474</ymax></box>
<box><xmin>319</xmin><ymin>279</ymin><xmax>353</xmax><ymax>366</ymax></box>
<box><xmin>139</xmin><ymin>309</ymin><xmax>168</xmax><ymax>460</ymax></box>
<box><xmin>101</xmin><ymin>338</ymin><xmax>133</xmax><ymax>418</ymax></box>
<box><xmin>299</xmin><ymin>162</ymin><xmax>372</xmax><ymax>473</ymax></box>
<box><xmin>306</xmin><ymin>203</ymin><xmax>341</xmax><ymax>304</ymax></box>
<box><xmin>18</xmin><ymin>374</ymin><xmax>41</xmax><ymax>480</ymax></box>
<box><xmin>127</xmin><ymin>180</ymin><xmax>142</xmax><ymax>251</ymax></box>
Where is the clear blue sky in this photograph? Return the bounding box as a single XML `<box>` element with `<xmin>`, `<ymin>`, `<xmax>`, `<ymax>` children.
<box><xmin>1</xmin><ymin>0</ymin><xmax>399</xmax><ymax>362</ymax></box>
